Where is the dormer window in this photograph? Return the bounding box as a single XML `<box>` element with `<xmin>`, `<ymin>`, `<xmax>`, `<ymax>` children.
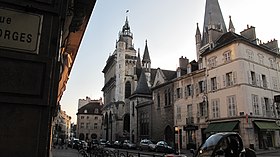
<box><xmin>94</xmin><ymin>108</ymin><xmax>99</xmax><ymax>114</ymax></box>
<box><xmin>246</xmin><ymin>49</ymin><xmax>254</xmax><ymax>61</ymax></box>
<box><xmin>208</xmin><ymin>56</ymin><xmax>217</xmax><ymax>68</ymax></box>
<box><xmin>223</xmin><ymin>50</ymin><xmax>231</xmax><ymax>63</ymax></box>
<box><xmin>84</xmin><ymin>110</ymin><xmax>87</xmax><ymax>113</ymax></box>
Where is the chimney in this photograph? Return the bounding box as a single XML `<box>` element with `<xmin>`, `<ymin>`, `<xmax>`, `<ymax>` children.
<box><xmin>240</xmin><ymin>25</ymin><xmax>257</xmax><ymax>44</ymax></box>
<box><xmin>179</xmin><ymin>56</ymin><xmax>189</xmax><ymax>70</ymax></box>
<box><xmin>263</xmin><ymin>39</ymin><xmax>279</xmax><ymax>53</ymax></box>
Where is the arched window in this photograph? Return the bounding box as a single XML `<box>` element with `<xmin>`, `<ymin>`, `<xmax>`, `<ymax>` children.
<box><xmin>125</xmin><ymin>81</ymin><xmax>131</xmax><ymax>98</ymax></box>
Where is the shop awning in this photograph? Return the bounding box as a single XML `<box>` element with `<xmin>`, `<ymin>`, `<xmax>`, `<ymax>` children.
<box><xmin>254</xmin><ymin>121</ymin><xmax>280</xmax><ymax>130</ymax></box>
<box><xmin>204</xmin><ymin>121</ymin><xmax>239</xmax><ymax>133</ymax></box>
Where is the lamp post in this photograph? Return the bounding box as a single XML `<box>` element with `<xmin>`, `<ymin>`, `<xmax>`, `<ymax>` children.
<box><xmin>175</xmin><ymin>126</ymin><xmax>180</xmax><ymax>154</ymax></box>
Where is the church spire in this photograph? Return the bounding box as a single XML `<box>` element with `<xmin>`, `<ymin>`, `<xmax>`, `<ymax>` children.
<box><xmin>228</xmin><ymin>16</ymin><xmax>235</xmax><ymax>33</ymax></box>
<box><xmin>195</xmin><ymin>23</ymin><xmax>202</xmax><ymax>61</ymax></box>
<box><xmin>142</xmin><ymin>40</ymin><xmax>151</xmax><ymax>63</ymax></box>
<box><xmin>201</xmin><ymin>0</ymin><xmax>227</xmax><ymax>47</ymax></box>
<box><xmin>142</xmin><ymin>40</ymin><xmax>151</xmax><ymax>72</ymax></box>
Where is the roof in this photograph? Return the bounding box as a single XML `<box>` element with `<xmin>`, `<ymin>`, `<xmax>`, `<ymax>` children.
<box><xmin>133</xmin><ymin>71</ymin><xmax>151</xmax><ymax>95</ymax></box>
<box><xmin>77</xmin><ymin>102</ymin><xmax>103</xmax><ymax>115</ymax></box>
<box><xmin>201</xmin><ymin>31</ymin><xmax>278</xmax><ymax>56</ymax></box>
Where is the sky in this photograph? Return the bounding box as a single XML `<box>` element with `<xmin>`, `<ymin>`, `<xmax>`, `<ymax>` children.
<box><xmin>60</xmin><ymin>0</ymin><xmax>280</xmax><ymax>123</ymax></box>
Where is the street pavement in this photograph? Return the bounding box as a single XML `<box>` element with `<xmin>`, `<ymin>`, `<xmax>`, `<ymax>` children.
<box><xmin>50</xmin><ymin>147</ymin><xmax>280</xmax><ymax>157</ymax></box>
<box><xmin>51</xmin><ymin>147</ymin><xmax>79</xmax><ymax>157</ymax></box>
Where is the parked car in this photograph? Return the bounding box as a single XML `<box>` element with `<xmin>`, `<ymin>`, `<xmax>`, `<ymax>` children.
<box><xmin>191</xmin><ymin>132</ymin><xmax>256</xmax><ymax>157</ymax></box>
<box><xmin>122</xmin><ymin>140</ymin><xmax>137</xmax><ymax>149</ymax></box>
<box><xmin>112</xmin><ymin>140</ymin><xmax>123</xmax><ymax>148</ymax></box>
<box><xmin>155</xmin><ymin>141</ymin><xmax>175</xmax><ymax>153</ymax></box>
<box><xmin>99</xmin><ymin>139</ymin><xmax>106</xmax><ymax>146</ymax></box>
<box><xmin>139</xmin><ymin>139</ymin><xmax>156</xmax><ymax>151</ymax></box>
<box><xmin>91</xmin><ymin>139</ymin><xmax>99</xmax><ymax>148</ymax></box>
<box><xmin>69</xmin><ymin>138</ymin><xmax>79</xmax><ymax>149</ymax></box>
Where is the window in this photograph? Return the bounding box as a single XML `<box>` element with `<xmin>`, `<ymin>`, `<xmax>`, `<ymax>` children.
<box><xmin>227</xmin><ymin>95</ymin><xmax>236</xmax><ymax>117</ymax></box>
<box><xmin>125</xmin><ymin>81</ymin><xmax>131</xmax><ymax>98</ymax></box>
<box><xmin>258</xmin><ymin>54</ymin><xmax>264</xmax><ymax>64</ymax></box>
<box><xmin>168</xmin><ymin>89</ymin><xmax>172</xmax><ymax>105</ymax></box>
<box><xmin>223</xmin><ymin>51</ymin><xmax>231</xmax><ymax>63</ymax></box>
<box><xmin>94</xmin><ymin>123</ymin><xmax>98</xmax><ymax>129</ymax></box>
<box><xmin>132</xmin><ymin>102</ymin><xmax>135</xmax><ymax>116</ymax></box>
<box><xmin>269</xmin><ymin>58</ymin><xmax>275</xmax><ymax>69</ymax></box>
<box><xmin>81</xmin><ymin>116</ymin><xmax>84</xmax><ymax>119</ymax></box>
<box><xmin>187</xmin><ymin>85</ymin><xmax>193</xmax><ymax>96</ymax></box>
<box><xmin>198</xmin><ymin>81</ymin><xmax>205</xmax><ymax>93</ymax></box>
<box><xmin>177</xmin><ymin>106</ymin><xmax>181</xmax><ymax>120</ymax></box>
<box><xmin>262</xmin><ymin>74</ymin><xmax>267</xmax><ymax>88</ymax></box>
<box><xmin>176</xmin><ymin>88</ymin><xmax>182</xmax><ymax>99</ymax></box>
<box><xmin>199</xmin><ymin>102</ymin><xmax>207</xmax><ymax>117</ymax></box>
<box><xmin>94</xmin><ymin>108</ymin><xmax>99</xmax><ymax>114</ymax></box>
<box><xmin>225</xmin><ymin>72</ymin><xmax>233</xmax><ymax>86</ymax></box>
<box><xmin>86</xmin><ymin>122</ymin><xmax>90</xmax><ymax>129</ymax></box>
<box><xmin>140</xmin><ymin>112</ymin><xmax>149</xmax><ymax>136</ymax></box>
<box><xmin>246</xmin><ymin>49</ymin><xmax>254</xmax><ymax>60</ymax></box>
<box><xmin>212</xmin><ymin>99</ymin><xmax>220</xmax><ymax>118</ymax></box>
<box><xmin>252</xmin><ymin>94</ymin><xmax>259</xmax><ymax>115</ymax></box>
<box><xmin>262</xmin><ymin>97</ymin><xmax>271</xmax><ymax>117</ymax></box>
<box><xmin>94</xmin><ymin>117</ymin><xmax>98</xmax><ymax>120</ymax></box>
<box><xmin>211</xmin><ymin>77</ymin><xmax>217</xmax><ymax>91</ymax></box>
<box><xmin>250</xmin><ymin>71</ymin><xmax>256</xmax><ymax>85</ymax></box>
<box><xmin>272</xmin><ymin>77</ymin><xmax>278</xmax><ymax>90</ymax></box>
<box><xmin>187</xmin><ymin>104</ymin><xmax>192</xmax><ymax>117</ymax></box>
<box><xmin>87</xmin><ymin>116</ymin><xmax>89</xmax><ymax>119</ymax></box>
<box><xmin>208</xmin><ymin>57</ymin><xmax>217</xmax><ymax>68</ymax></box>
<box><xmin>80</xmin><ymin>122</ymin><xmax>84</xmax><ymax>129</ymax></box>
<box><xmin>157</xmin><ymin>93</ymin><xmax>160</xmax><ymax>108</ymax></box>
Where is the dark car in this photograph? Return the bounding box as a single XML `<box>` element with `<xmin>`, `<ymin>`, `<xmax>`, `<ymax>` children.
<box><xmin>112</xmin><ymin>140</ymin><xmax>123</xmax><ymax>148</ymax></box>
<box><xmin>191</xmin><ymin>132</ymin><xmax>256</xmax><ymax>157</ymax></box>
<box><xmin>139</xmin><ymin>139</ymin><xmax>156</xmax><ymax>151</ymax></box>
<box><xmin>155</xmin><ymin>141</ymin><xmax>175</xmax><ymax>153</ymax></box>
<box><xmin>91</xmin><ymin>139</ymin><xmax>99</xmax><ymax>148</ymax></box>
<box><xmin>122</xmin><ymin>140</ymin><xmax>137</xmax><ymax>149</ymax></box>
<box><xmin>69</xmin><ymin>138</ymin><xmax>79</xmax><ymax>149</ymax></box>
<box><xmin>99</xmin><ymin>139</ymin><xmax>106</xmax><ymax>146</ymax></box>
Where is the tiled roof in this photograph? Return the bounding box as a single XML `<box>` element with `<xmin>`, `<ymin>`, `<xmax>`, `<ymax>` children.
<box><xmin>77</xmin><ymin>102</ymin><xmax>103</xmax><ymax>115</ymax></box>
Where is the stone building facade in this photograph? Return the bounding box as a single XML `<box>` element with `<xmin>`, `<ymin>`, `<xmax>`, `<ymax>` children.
<box><xmin>173</xmin><ymin>0</ymin><xmax>280</xmax><ymax>150</ymax></box>
<box><xmin>101</xmin><ymin>0</ymin><xmax>280</xmax><ymax>151</ymax></box>
<box><xmin>76</xmin><ymin>99</ymin><xmax>103</xmax><ymax>141</ymax></box>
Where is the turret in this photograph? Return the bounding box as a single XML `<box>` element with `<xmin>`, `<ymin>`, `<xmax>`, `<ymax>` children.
<box><xmin>228</xmin><ymin>16</ymin><xmax>235</xmax><ymax>33</ymax></box>
<box><xmin>195</xmin><ymin>23</ymin><xmax>202</xmax><ymax>60</ymax></box>
<box><xmin>118</xmin><ymin>16</ymin><xmax>133</xmax><ymax>49</ymax></box>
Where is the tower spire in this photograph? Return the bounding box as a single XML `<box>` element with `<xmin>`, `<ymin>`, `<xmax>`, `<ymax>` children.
<box><xmin>201</xmin><ymin>0</ymin><xmax>227</xmax><ymax>47</ymax></box>
<box><xmin>228</xmin><ymin>16</ymin><xmax>235</xmax><ymax>33</ymax></box>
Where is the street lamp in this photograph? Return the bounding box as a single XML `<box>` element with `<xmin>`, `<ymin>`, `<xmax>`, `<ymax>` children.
<box><xmin>175</xmin><ymin>126</ymin><xmax>180</xmax><ymax>154</ymax></box>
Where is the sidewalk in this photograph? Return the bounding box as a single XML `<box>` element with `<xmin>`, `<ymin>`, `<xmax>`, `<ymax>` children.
<box><xmin>50</xmin><ymin>147</ymin><xmax>79</xmax><ymax>157</ymax></box>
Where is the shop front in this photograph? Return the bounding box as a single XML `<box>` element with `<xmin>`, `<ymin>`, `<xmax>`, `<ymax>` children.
<box><xmin>253</xmin><ymin>121</ymin><xmax>280</xmax><ymax>149</ymax></box>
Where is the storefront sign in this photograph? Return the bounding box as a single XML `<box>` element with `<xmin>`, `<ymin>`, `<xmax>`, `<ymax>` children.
<box><xmin>0</xmin><ymin>8</ymin><xmax>42</xmax><ymax>53</ymax></box>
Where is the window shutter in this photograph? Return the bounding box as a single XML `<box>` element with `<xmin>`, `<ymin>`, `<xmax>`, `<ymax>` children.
<box><xmin>261</xmin><ymin>97</ymin><xmax>265</xmax><ymax>116</ymax></box>
<box><xmin>207</xmin><ymin>79</ymin><xmax>211</xmax><ymax>92</ymax></box>
<box><xmin>190</xmin><ymin>85</ymin><xmax>193</xmax><ymax>96</ymax></box>
<box><xmin>223</xmin><ymin>75</ymin><xmax>226</xmax><ymax>87</ymax></box>
<box><xmin>233</xmin><ymin>71</ymin><xmax>237</xmax><ymax>84</ymax></box>
<box><xmin>217</xmin><ymin>76</ymin><xmax>220</xmax><ymax>89</ymax></box>
<box><xmin>256</xmin><ymin>73</ymin><xmax>260</xmax><ymax>86</ymax></box>
<box><xmin>259</xmin><ymin>74</ymin><xmax>263</xmax><ymax>87</ymax></box>
<box><xmin>248</xmin><ymin>71</ymin><xmax>252</xmax><ymax>84</ymax></box>
<box><xmin>195</xmin><ymin>83</ymin><xmax>199</xmax><ymax>95</ymax></box>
